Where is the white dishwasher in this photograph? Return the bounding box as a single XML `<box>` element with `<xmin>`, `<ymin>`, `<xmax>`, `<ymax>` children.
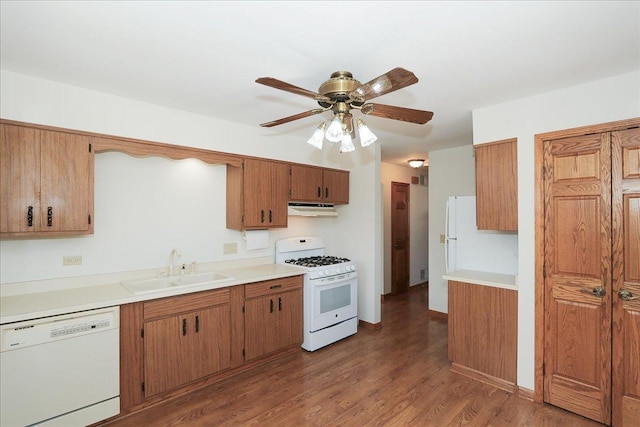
<box><xmin>0</xmin><ymin>306</ymin><xmax>120</xmax><ymax>426</ymax></box>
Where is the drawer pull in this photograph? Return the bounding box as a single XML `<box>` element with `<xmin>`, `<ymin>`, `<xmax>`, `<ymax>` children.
<box><xmin>270</xmin><ymin>284</ymin><xmax>282</xmax><ymax>289</ymax></box>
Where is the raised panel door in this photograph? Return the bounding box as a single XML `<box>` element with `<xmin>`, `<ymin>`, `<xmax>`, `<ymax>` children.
<box><xmin>0</xmin><ymin>124</ymin><xmax>40</xmax><ymax>233</ymax></box>
<box><xmin>612</xmin><ymin>127</ymin><xmax>640</xmax><ymax>426</ymax></box>
<box><xmin>543</xmin><ymin>133</ymin><xmax>612</xmax><ymax>424</ymax></box>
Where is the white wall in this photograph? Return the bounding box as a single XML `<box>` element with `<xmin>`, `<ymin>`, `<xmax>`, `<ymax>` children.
<box><xmin>427</xmin><ymin>144</ymin><xmax>476</xmax><ymax>314</ymax></box>
<box><xmin>380</xmin><ymin>162</ymin><xmax>429</xmax><ymax>294</ymax></box>
<box><xmin>0</xmin><ymin>70</ymin><xmax>380</xmax><ymax>323</ymax></box>
<box><xmin>472</xmin><ymin>70</ymin><xmax>640</xmax><ymax>391</ymax></box>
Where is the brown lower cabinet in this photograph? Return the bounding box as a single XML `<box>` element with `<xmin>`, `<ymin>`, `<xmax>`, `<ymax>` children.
<box><xmin>119</xmin><ymin>276</ymin><xmax>303</xmax><ymax>415</ymax></box>
<box><xmin>448</xmin><ymin>280</ymin><xmax>517</xmax><ymax>392</ymax></box>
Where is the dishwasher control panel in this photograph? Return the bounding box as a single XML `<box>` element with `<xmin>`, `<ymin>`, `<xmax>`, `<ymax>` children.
<box><xmin>1</xmin><ymin>306</ymin><xmax>119</xmax><ymax>351</ymax></box>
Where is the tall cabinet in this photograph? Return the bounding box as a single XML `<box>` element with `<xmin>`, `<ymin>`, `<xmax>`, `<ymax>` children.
<box><xmin>0</xmin><ymin>122</ymin><xmax>94</xmax><ymax>237</ymax></box>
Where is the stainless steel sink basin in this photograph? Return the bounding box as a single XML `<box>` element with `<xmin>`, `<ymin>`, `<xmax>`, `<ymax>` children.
<box><xmin>122</xmin><ymin>272</ymin><xmax>234</xmax><ymax>294</ymax></box>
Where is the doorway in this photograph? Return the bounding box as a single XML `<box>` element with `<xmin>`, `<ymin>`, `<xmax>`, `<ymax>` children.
<box><xmin>534</xmin><ymin>118</ymin><xmax>640</xmax><ymax>426</ymax></box>
<box><xmin>391</xmin><ymin>181</ymin><xmax>410</xmax><ymax>295</ymax></box>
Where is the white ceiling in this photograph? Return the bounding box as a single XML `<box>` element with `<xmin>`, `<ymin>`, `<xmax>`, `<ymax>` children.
<box><xmin>1</xmin><ymin>1</ymin><xmax>639</xmax><ymax>166</ymax></box>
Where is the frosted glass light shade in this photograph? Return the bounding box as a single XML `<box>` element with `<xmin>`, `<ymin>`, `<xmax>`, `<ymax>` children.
<box><xmin>306</xmin><ymin>122</ymin><xmax>326</xmax><ymax>149</ymax></box>
<box><xmin>340</xmin><ymin>133</ymin><xmax>355</xmax><ymax>153</ymax></box>
<box><xmin>356</xmin><ymin>119</ymin><xmax>378</xmax><ymax>147</ymax></box>
<box><xmin>325</xmin><ymin>116</ymin><xmax>344</xmax><ymax>143</ymax></box>
<box><xmin>408</xmin><ymin>159</ymin><xmax>425</xmax><ymax>168</ymax></box>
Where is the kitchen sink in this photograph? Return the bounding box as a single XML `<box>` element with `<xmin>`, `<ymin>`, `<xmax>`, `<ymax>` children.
<box><xmin>121</xmin><ymin>272</ymin><xmax>234</xmax><ymax>294</ymax></box>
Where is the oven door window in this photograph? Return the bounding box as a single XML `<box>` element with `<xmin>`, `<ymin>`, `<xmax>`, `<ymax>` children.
<box><xmin>320</xmin><ymin>283</ymin><xmax>351</xmax><ymax>313</ymax></box>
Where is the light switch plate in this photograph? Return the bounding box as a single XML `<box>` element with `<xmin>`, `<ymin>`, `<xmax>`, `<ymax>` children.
<box><xmin>440</xmin><ymin>234</ymin><xmax>446</xmax><ymax>243</ymax></box>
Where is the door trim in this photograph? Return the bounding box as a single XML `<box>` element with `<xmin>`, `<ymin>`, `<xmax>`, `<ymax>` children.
<box><xmin>533</xmin><ymin>117</ymin><xmax>640</xmax><ymax>403</ymax></box>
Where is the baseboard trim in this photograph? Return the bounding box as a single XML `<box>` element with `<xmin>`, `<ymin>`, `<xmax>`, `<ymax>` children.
<box><xmin>450</xmin><ymin>362</ymin><xmax>517</xmax><ymax>394</ymax></box>
<box><xmin>428</xmin><ymin>309</ymin><xmax>448</xmax><ymax>321</ymax></box>
<box><xmin>359</xmin><ymin>319</ymin><xmax>383</xmax><ymax>331</ymax></box>
<box><xmin>517</xmin><ymin>386</ymin><xmax>534</xmax><ymax>401</ymax></box>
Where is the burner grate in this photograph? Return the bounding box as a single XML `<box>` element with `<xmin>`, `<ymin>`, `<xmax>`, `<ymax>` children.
<box><xmin>285</xmin><ymin>255</ymin><xmax>351</xmax><ymax>268</ymax></box>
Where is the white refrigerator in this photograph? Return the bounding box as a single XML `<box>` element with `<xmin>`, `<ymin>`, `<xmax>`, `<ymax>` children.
<box><xmin>445</xmin><ymin>195</ymin><xmax>518</xmax><ymax>274</ymax></box>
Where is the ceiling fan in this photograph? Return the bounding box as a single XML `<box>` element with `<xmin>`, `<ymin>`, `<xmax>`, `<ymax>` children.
<box><xmin>256</xmin><ymin>67</ymin><xmax>434</xmax><ymax>152</ymax></box>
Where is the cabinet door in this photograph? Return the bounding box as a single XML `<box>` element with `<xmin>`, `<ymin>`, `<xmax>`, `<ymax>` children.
<box><xmin>290</xmin><ymin>164</ymin><xmax>323</xmax><ymax>202</ymax></box>
<box><xmin>189</xmin><ymin>305</ymin><xmax>231</xmax><ymax>380</ymax></box>
<box><xmin>275</xmin><ymin>289</ymin><xmax>303</xmax><ymax>349</ymax></box>
<box><xmin>244</xmin><ymin>295</ymin><xmax>279</xmax><ymax>361</ymax></box>
<box><xmin>144</xmin><ymin>314</ymin><xmax>190</xmax><ymax>397</ymax></box>
<box><xmin>0</xmin><ymin>124</ymin><xmax>41</xmax><ymax>233</ymax></box>
<box><xmin>323</xmin><ymin>169</ymin><xmax>349</xmax><ymax>204</ymax></box>
<box><xmin>40</xmin><ymin>131</ymin><xmax>93</xmax><ymax>233</ymax></box>
<box><xmin>243</xmin><ymin>159</ymin><xmax>288</xmax><ymax>228</ymax></box>
<box><xmin>475</xmin><ymin>139</ymin><xmax>518</xmax><ymax>231</ymax></box>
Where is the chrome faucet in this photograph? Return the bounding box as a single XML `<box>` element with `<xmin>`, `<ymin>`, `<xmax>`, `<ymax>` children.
<box><xmin>169</xmin><ymin>249</ymin><xmax>182</xmax><ymax>276</ymax></box>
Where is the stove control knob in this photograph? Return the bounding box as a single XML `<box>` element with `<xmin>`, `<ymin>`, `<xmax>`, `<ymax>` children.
<box><xmin>317</xmin><ymin>271</ymin><xmax>324</xmax><ymax>277</ymax></box>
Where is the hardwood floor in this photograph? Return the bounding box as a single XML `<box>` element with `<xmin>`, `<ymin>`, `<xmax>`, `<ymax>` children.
<box><xmin>105</xmin><ymin>285</ymin><xmax>602</xmax><ymax>426</ymax></box>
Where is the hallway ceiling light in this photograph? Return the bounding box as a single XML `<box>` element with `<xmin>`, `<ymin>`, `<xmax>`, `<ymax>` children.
<box><xmin>408</xmin><ymin>159</ymin><xmax>425</xmax><ymax>168</ymax></box>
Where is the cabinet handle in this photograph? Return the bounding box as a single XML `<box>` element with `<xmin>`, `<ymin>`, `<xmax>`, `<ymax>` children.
<box><xmin>317</xmin><ymin>187</ymin><xmax>321</xmax><ymax>198</ymax></box>
<box><xmin>27</xmin><ymin>206</ymin><xmax>33</xmax><ymax>227</ymax></box>
<box><xmin>269</xmin><ymin>210</ymin><xmax>272</xmax><ymax>223</ymax></box>
<box><xmin>269</xmin><ymin>284</ymin><xmax>282</xmax><ymax>289</ymax></box>
<box><xmin>279</xmin><ymin>297</ymin><xmax>282</xmax><ymax>311</ymax></box>
<box><xmin>47</xmin><ymin>206</ymin><xmax>53</xmax><ymax>227</ymax></box>
<box><xmin>270</xmin><ymin>299</ymin><xmax>274</xmax><ymax>313</ymax></box>
<box><xmin>325</xmin><ymin>187</ymin><xmax>329</xmax><ymax>199</ymax></box>
<box><xmin>260</xmin><ymin>209</ymin><xmax>265</xmax><ymax>223</ymax></box>
<box><xmin>182</xmin><ymin>318</ymin><xmax>187</xmax><ymax>336</ymax></box>
<box><xmin>195</xmin><ymin>315</ymin><xmax>200</xmax><ymax>333</ymax></box>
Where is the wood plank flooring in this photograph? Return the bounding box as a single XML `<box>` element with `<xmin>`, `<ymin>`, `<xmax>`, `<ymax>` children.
<box><xmin>105</xmin><ymin>285</ymin><xmax>602</xmax><ymax>426</ymax></box>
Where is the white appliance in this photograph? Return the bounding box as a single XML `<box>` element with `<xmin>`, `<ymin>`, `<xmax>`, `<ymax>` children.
<box><xmin>445</xmin><ymin>195</ymin><xmax>518</xmax><ymax>274</ymax></box>
<box><xmin>275</xmin><ymin>237</ymin><xmax>358</xmax><ymax>351</ymax></box>
<box><xmin>1</xmin><ymin>306</ymin><xmax>120</xmax><ymax>426</ymax></box>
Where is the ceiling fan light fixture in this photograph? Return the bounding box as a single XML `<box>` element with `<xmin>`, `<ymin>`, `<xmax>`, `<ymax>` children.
<box><xmin>408</xmin><ymin>159</ymin><xmax>425</xmax><ymax>168</ymax></box>
<box><xmin>356</xmin><ymin>118</ymin><xmax>377</xmax><ymax>147</ymax></box>
<box><xmin>340</xmin><ymin>132</ymin><xmax>355</xmax><ymax>153</ymax></box>
<box><xmin>307</xmin><ymin>122</ymin><xmax>326</xmax><ymax>149</ymax></box>
<box><xmin>325</xmin><ymin>116</ymin><xmax>344</xmax><ymax>143</ymax></box>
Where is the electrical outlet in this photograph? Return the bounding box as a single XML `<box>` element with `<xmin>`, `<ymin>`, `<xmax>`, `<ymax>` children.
<box><xmin>63</xmin><ymin>255</ymin><xmax>82</xmax><ymax>266</ymax></box>
<box><xmin>440</xmin><ymin>234</ymin><xmax>446</xmax><ymax>243</ymax></box>
<box><xmin>223</xmin><ymin>242</ymin><xmax>237</xmax><ymax>255</ymax></box>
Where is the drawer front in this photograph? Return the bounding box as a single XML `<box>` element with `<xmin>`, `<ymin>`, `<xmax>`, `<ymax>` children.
<box><xmin>245</xmin><ymin>276</ymin><xmax>303</xmax><ymax>299</ymax></box>
<box><xmin>144</xmin><ymin>288</ymin><xmax>231</xmax><ymax>320</ymax></box>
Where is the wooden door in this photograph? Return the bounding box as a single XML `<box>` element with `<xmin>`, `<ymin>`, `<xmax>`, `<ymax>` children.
<box><xmin>190</xmin><ymin>306</ymin><xmax>231</xmax><ymax>381</ymax></box>
<box><xmin>275</xmin><ymin>289</ymin><xmax>303</xmax><ymax>350</ymax></box>
<box><xmin>543</xmin><ymin>132</ymin><xmax>612</xmax><ymax>424</ymax></box>
<box><xmin>323</xmin><ymin>169</ymin><xmax>350</xmax><ymax>204</ymax></box>
<box><xmin>290</xmin><ymin>164</ymin><xmax>323</xmax><ymax>202</ymax></box>
<box><xmin>40</xmin><ymin>131</ymin><xmax>92</xmax><ymax>232</ymax></box>
<box><xmin>243</xmin><ymin>158</ymin><xmax>270</xmax><ymax>228</ymax></box>
<box><xmin>0</xmin><ymin>124</ymin><xmax>41</xmax><ymax>233</ymax></box>
<box><xmin>268</xmin><ymin>161</ymin><xmax>289</xmax><ymax>227</ymax></box>
<box><xmin>612</xmin><ymin>128</ymin><xmax>640</xmax><ymax>426</ymax></box>
<box><xmin>144</xmin><ymin>314</ymin><xmax>190</xmax><ymax>397</ymax></box>
<box><xmin>391</xmin><ymin>182</ymin><xmax>410</xmax><ymax>295</ymax></box>
<box><xmin>244</xmin><ymin>295</ymin><xmax>279</xmax><ymax>360</ymax></box>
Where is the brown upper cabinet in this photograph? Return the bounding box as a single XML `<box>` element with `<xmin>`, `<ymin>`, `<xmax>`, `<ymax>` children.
<box><xmin>475</xmin><ymin>138</ymin><xmax>518</xmax><ymax>231</ymax></box>
<box><xmin>290</xmin><ymin>164</ymin><xmax>349</xmax><ymax>204</ymax></box>
<box><xmin>0</xmin><ymin>123</ymin><xmax>94</xmax><ymax>237</ymax></box>
<box><xmin>226</xmin><ymin>158</ymin><xmax>290</xmax><ymax>230</ymax></box>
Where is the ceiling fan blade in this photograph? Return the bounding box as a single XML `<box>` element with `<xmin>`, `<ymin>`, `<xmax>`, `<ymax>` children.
<box><xmin>256</xmin><ymin>77</ymin><xmax>331</xmax><ymax>103</ymax></box>
<box><xmin>350</xmin><ymin>67</ymin><xmax>419</xmax><ymax>102</ymax></box>
<box><xmin>260</xmin><ymin>109</ymin><xmax>326</xmax><ymax>127</ymax></box>
<box><xmin>361</xmin><ymin>103</ymin><xmax>434</xmax><ymax>125</ymax></box>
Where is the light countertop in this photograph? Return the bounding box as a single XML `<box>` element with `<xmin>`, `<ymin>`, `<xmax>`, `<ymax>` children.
<box><xmin>1</xmin><ymin>259</ymin><xmax>307</xmax><ymax>324</ymax></box>
<box><xmin>442</xmin><ymin>270</ymin><xmax>517</xmax><ymax>291</ymax></box>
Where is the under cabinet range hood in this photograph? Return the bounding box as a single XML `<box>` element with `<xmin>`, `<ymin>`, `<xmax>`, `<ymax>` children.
<box><xmin>287</xmin><ymin>202</ymin><xmax>338</xmax><ymax>217</ymax></box>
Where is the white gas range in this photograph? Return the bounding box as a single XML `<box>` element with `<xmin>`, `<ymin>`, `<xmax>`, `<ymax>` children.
<box><xmin>275</xmin><ymin>237</ymin><xmax>358</xmax><ymax>351</ymax></box>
